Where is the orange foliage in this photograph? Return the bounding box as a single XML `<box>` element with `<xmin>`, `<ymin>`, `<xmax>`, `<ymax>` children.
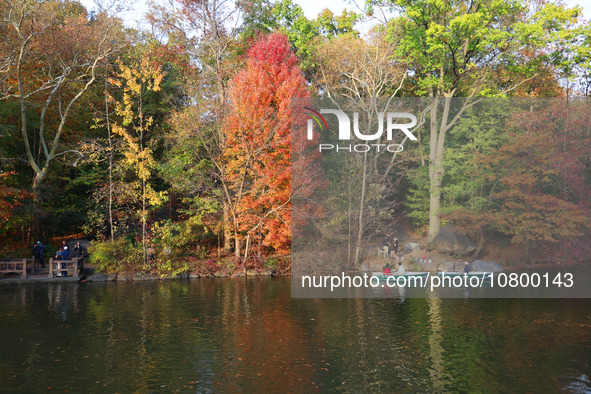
<box><xmin>0</xmin><ymin>172</ymin><xmax>31</xmax><ymax>229</ymax></box>
<box><xmin>224</xmin><ymin>33</ymin><xmax>309</xmax><ymax>253</ymax></box>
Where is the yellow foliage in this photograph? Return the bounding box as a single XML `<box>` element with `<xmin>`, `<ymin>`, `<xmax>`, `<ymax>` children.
<box><xmin>110</xmin><ymin>56</ymin><xmax>168</xmax><ymax>216</ymax></box>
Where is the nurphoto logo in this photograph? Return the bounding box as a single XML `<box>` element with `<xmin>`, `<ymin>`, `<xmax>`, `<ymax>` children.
<box><xmin>303</xmin><ymin>107</ymin><xmax>418</xmax><ymax>153</ymax></box>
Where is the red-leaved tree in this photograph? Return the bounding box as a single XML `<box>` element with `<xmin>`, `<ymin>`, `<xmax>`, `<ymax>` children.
<box><xmin>223</xmin><ymin>33</ymin><xmax>309</xmax><ymax>258</ymax></box>
<box><xmin>0</xmin><ymin>172</ymin><xmax>32</xmax><ymax>241</ymax></box>
<box><xmin>490</xmin><ymin>101</ymin><xmax>591</xmax><ymax>262</ymax></box>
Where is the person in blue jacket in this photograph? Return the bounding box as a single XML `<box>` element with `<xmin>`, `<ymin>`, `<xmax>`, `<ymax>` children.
<box><xmin>61</xmin><ymin>244</ymin><xmax>70</xmax><ymax>260</ymax></box>
<box><xmin>463</xmin><ymin>262</ymin><xmax>471</xmax><ymax>274</ymax></box>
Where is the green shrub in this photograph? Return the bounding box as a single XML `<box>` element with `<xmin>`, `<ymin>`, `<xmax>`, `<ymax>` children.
<box><xmin>150</xmin><ymin>220</ymin><xmax>193</xmax><ymax>276</ymax></box>
<box><xmin>88</xmin><ymin>238</ymin><xmax>140</xmax><ymax>273</ymax></box>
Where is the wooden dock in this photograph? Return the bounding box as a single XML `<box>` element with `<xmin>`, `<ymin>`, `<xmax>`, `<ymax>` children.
<box><xmin>0</xmin><ymin>257</ymin><xmax>83</xmax><ymax>284</ymax></box>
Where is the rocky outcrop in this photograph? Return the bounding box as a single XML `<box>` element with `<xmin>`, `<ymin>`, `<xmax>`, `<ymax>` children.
<box><xmin>133</xmin><ymin>273</ymin><xmax>161</xmax><ymax>281</ymax></box>
<box><xmin>471</xmin><ymin>260</ymin><xmax>504</xmax><ymax>272</ymax></box>
<box><xmin>86</xmin><ymin>273</ymin><xmax>116</xmax><ymax>282</ymax></box>
<box><xmin>404</xmin><ymin>242</ymin><xmax>421</xmax><ymax>252</ymax></box>
<box><xmin>437</xmin><ymin>260</ymin><xmax>461</xmax><ymax>272</ymax></box>
<box><xmin>116</xmin><ymin>273</ymin><xmax>133</xmax><ymax>282</ymax></box>
<box><xmin>432</xmin><ymin>225</ymin><xmax>476</xmax><ymax>256</ymax></box>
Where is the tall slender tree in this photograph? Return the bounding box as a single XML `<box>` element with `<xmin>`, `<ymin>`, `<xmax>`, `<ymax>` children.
<box><xmin>224</xmin><ymin>33</ymin><xmax>308</xmax><ymax>258</ymax></box>
<box><xmin>110</xmin><ymin>58</ymin><xmax>167</xmax><ymax>265</ymax></box>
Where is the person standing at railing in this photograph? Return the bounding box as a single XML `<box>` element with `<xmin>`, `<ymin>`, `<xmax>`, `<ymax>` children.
<box><xmin>61</xmin><ymin>243</ymin><xmax>70</xmax><ymax>260</ymax></box>
<box><xmin>32</xmin><ymin>241</ymin><xmax>45</xmax><ymax>269</ymax></box>
<box><xmin>73</xmin><ymin>242</ymin><xmax>85</xmax><ymax>258</ymax></box>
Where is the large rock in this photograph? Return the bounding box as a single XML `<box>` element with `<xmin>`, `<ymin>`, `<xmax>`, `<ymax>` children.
<box><xmin>116</xmin><ymin>273</ymin><xmax>132</xmax><ymax>282</ymax></box>
<box><xmin>176</xmin><ymin>272</ymin><xmax>190</xmax><ymax>280</ymax></box>
<box><xmin>133</xmin><ymin>273</ymin><xmax>161</xmax><ymax>281</ymax></box>
<box><xmin>432</xmin><ymin>225</ymin><xmax>476</xmax><ymax>256</ymax></box>
<box><xmin>87</xmin><ymin>273</ymin><xmax>108</xmax><ymax>282</ymax></box>
<box><xmin>404</xmin><ymin>242</ymin><xmax>421</xmax><ymax>252</ymax></box>
<box><xmin>471</xmin><ymin>260</ymin><xmax>504</xmax><ymax>272</ymax></box>
<box><xmin>420</xmin><ymin>260</ymin><xmax>438</xmax><ymax>272</ymax></box>
<box><xmin>437</xmin><ymin>260</ymin><xmax>460</xmax><ymax>272</ymax></box>
<box><xmin>369</xmin><ymin>260</ymin><xmax>385</xmax><ymax>271</ymax></box>
<box><xmin>86</xmin><ymin>273</ymin><xmax>117</xmax><ymax>282</ymax></box>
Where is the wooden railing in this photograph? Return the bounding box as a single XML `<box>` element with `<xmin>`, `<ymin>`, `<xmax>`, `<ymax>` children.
<box><xmin>0</xmin><ymin>259</ymin><xmax>28</xmax><ymax>278</ymax></box>
<box><xmin>48</xmin><ymin>258</ymin><xmax>80</xmax><ymax>278</ymax></box>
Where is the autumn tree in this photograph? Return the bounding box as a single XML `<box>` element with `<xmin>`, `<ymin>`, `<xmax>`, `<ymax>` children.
<box><xmin>110</xmin><ymin>58</ymin><xmax>167</xmax><ymax>265</ymax></box>
<box><xmin>486</xmin><ymin>100</ymin><xmax>591</xmax><ymax>261</ymax></box>
<box><xmin>0</xmin><ymin>0</ymin><xmax>121</xmax><ymax>197</ymax></box>
<box><xmin>0</xmin><ymin>172</ymin><xmax>32</xmax><ymax>243</ymax></box>
<box><xmin>438</xmin><ymin>100</ymin><xmax>511</xmax><ymax>256</ymax></box>
<box><xmin>440</xmin><ymin>99</ymin><xmax>591</xmax><ymax>262</ymax></box>
<box><xmin>223</xmin><ymin>33</ymin><xmax>308</xmax><ymax>258</ymax></box>
<box><xmin>312</xmin><ymin>31</ymin><xmax>417</xmax><ymax>267</ymax></box>
<box><xmin>147</xmin><ymin>0</ymin><xmax>243</xmax><ymax>254</ymax></box>
<box><xmin>273</xmin><ymin>0</ymin><xmax>361</xmax><ymax>73</ymax></box>
<box><xmin>375</xmin><ymin>0</ymin><xmax>586</xmax><ymax>244</ymax></box>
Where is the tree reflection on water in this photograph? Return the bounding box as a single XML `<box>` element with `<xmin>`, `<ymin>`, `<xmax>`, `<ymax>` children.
<box><xmin>0</xmin><ymin>279</ymin><xmax>589</xmax><ymax>392</ymax></box>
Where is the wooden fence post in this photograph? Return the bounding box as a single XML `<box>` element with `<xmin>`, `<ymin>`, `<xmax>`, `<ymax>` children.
<box><xmin>48</xmin><ymin>258</ymin><xmax>54</xmax><ymax>278</ymax></box>
<box><xmin>73</xmin><ymin>259</ymin><xmax>79</xmax><ymax>279</ymax></box>
<box><xmin>22</xmin><ymin>258</ymin><xmax>27</xmax><ymax>279</ymax></box>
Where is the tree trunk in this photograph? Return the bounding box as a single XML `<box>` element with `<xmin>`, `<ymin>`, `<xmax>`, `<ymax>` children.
<box><xmin>428</xmin><ymin>96</ymin><xmax>452</xmax><ymax>246</ymax></box>
<box><xmin>471</xmin><ymin>231</ymin><xmax>485</xmax><ymax>259</ymax></box>
<box><xmin>223</xmin><ymin>200</ymin><xmax>232</xmax><ymax>254</ymax></box>
<box><xmin>244</xmin><ymin>234</ymin><xmax>251</xmax><ymax>263</ymax></box>
<box><xmin>353</xmin><ymin>151</ymin><xmax>368</xmax><ymax>268</ymax></box>
<box><xmin>105</xmin><ymin>59</ymin><xmax>115</xmax><ymax>242</ymax></box>
<box><xmin>235</xmin><ymin>237</ymin><xmax>242</xmax><ymax>259</ymax></box>
<box><xmin>428</xmin><ymin>176</ymin><xmax>442</xmax><ymax>244</ymax></box>
<box><xmin>427</xmin><ymin>98</ymin><xmax>441</xmax><ymax>245</ymax></box>
<box><xmin>140</xmin><ymin>94</ymin><xmax>147</xmax><ymax>266</ymax></box>
<box><xmin>347</xmin><ymin>178</ymin><xmax>352</xmax><ymax>267</ymax></box>
<box><xmin>142</xmin><ymin>177</ymin><xmax>147</xmax><ymax>265</ymax></box>
<box><xmin>31</xmin><ymin>184</ymin><xmax>43</xmax><ymax>243</ymax></box>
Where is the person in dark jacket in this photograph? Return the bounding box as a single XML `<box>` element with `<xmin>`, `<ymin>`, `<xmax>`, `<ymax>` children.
<box><xmin>32</xmin><ymin>241</ymin><xmax>45</xmax><ymax>268</ymax></box>
<box><xmin>73</xmin><ymin>242</ymin><xmax>85</xmax><ymax>258</ymax></box>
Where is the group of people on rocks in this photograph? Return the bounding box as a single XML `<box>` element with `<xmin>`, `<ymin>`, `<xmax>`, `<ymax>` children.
<box><xmin>381</xmin><ymin>234</ymin><xmax>399</xmax><ymax>257</ymax></box>
<box><xmin>379</xmin><ymin>232</ymin><xmax>472</xmax><ymax>275</ymax></box>
<box><xmin>381</xmin><ymin>234</ymin><xmax>404</xmax><ymax>274</ymax></box>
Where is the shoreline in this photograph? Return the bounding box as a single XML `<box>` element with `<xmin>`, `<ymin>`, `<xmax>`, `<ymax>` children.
<box><xmin>3</xmin><ymin>260</ymin><xmax>589</xmax><ymax>285</ymax></box>
<box><xmin>0</xmin><ymin>269</ymin><xmax>285</xmax><ymax>285</ymax></box>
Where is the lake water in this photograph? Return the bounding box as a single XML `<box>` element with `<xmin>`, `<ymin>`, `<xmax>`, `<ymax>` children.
<box><xmin>0</xmin><ymin>278</ymin><xmax>590</xmax><ymax>392</ymax></box>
